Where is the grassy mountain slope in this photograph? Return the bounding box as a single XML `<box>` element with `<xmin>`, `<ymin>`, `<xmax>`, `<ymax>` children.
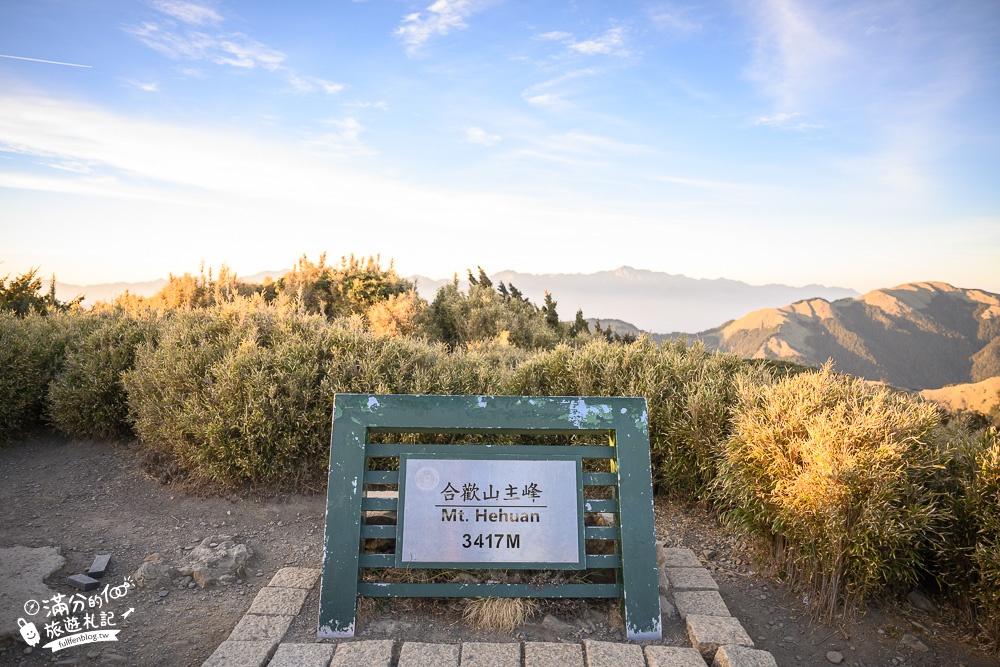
<box><xmin>698</xmin><ymin>282</ymin><xmax>1000</xmax><ymax>390</ymax></box>
<box><xmin>920</xmin><ymin>376</ymin><xmax>1000</xmax><ymax>417</ymax></box>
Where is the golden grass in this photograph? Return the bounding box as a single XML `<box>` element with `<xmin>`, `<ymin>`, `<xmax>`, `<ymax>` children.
<box><xmin>462</xmin><ymin>597</ymin><xmax>537</xmax><ymax>634</ymax></box>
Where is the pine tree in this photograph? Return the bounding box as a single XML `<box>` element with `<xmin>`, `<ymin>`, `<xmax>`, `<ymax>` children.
<box><xmin>542</xmin><ymin>291</ymin><xmax>559</xmax><ymax>329</ymax></box>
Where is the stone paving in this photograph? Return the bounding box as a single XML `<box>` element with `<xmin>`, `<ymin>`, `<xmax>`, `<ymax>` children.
<box><xmin>201</xmin><ymin>546</ymin><xmax>777</xmax><ymax>667</ymax></box>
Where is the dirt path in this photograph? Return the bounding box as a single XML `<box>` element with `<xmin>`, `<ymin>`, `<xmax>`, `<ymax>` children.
<box><xmin>0</xmin><ymin>435</ymin><xmax>996</xmax><ymax>666</ymax></box>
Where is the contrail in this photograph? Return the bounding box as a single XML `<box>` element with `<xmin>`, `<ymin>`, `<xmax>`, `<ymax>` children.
<box><xmin>0</xmin><ymin>54</ymin><xmax>92</xmax><ymax>68</ymax></box>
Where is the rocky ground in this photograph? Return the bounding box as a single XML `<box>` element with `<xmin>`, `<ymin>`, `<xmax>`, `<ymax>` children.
<box><xmin>0</xmin><ymin>434</ymin><xmax>997</xmax><ymax>667</ymax></box>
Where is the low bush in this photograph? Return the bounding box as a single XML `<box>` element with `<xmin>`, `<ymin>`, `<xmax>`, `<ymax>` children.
<box><xmin>715</xmin><ymin>363</ymin><xmax>943</xmax><ymax>621</ymax></box>
<box><xmin>0</xmin><ymin>313</ymin><xmax>72</xmax><ymax>442</ymax></box>
<box><xmin>47</xmin><ymin>311</ymin><xmax>158</xmax><ymax>440</ymax></box>
<box><xmin>507</xmin><ymin>337</ymin><xmax>746</xmax><ymax>499</ymax></box>
<box><xmin>929</xmin><ymin>426</ymin><xmax>1000</xmax><ymax>649</ymax></box>
<box><xmin>122</xmin><ymin>302</ymin><xmax>524</xmax><ymax>488</ymax></box>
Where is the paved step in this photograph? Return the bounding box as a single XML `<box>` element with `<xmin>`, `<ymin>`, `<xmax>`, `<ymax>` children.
<box><xmin>202</xmin><ymin>547</ymin><xmax>780</xmax><ymax>667</ymax></box>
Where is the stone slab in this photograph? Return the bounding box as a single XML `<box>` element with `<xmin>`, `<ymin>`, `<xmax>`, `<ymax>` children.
<box><xmin>329</xmin><ymin>640</ymin><xmax>394</xmax><ymax>667</ymax></box>
<box><xmin>460</xmin><ymin>641</ymin><xmax>520</xmax><ymax>667</ymax></box>
<box><xmin>88</xmin><ymin>554</ymin><xmax>112</xmax><ymax>578</ymax></box>
<box><xmin>686</xmin><ymin>615</ymin><xmax>754</xmax><ymax>661</ymax></box>
<box><xmin>200</xmin><ymin>639</ymin><xmax>278</xmax><ymax>667</ymax></box>
<box><xmin>673</xmin><ymin>591</ymin><xmax>731</xmax><ymax>619</ymax></box>
<box><xmin>659</xmin><ymin>547</ymin><xmax>702</xmax><ymax>568</ymax></box>
<box><xmin>660</xmin><ymin>594</ymin><xmax>677</xmax><ymax>620</ymax></box>
<box><xmin>665</xmin><ymin>567</ymin><xmax>719</xmax><ymax>592</ymax></box>
<box><xmin>658</xmin><ymin>565</ymin><xmax>671</xmax><ymax>595</ymax></box>
<box><xmin>268</xmin><ymin>642</ymin><xmax>336</xmax><ymax>667</ymax></box>
<box><xmin>583</xmin><ymin>639</ymin><xmax>645</xmax><ymax>667</ymax></box>
<box><xmin>645</xmin><ymin>646</ymin><xmax>709</xmax><ymax>667</ymax></box>
<box><xmin>246</xmin><ymin>586</ymin><xmax>310</xmax><ymax>616</ymax></box>
<box><xmin>711</xmin><ymin>645</ymin><xmax>778</xmax><ymax>667</ymax></box>
<box><xmin>525</xmin><ymin>641</ymin><xmax>584</xmax><ymax>667</ymax></box>
<box><xmin>228</xmin><ymin>613</ymin><xmax>294</xmax><ymax>642</ymax></box>
<box><xmin>267</xmin><ymin>567</ymin><xmax>322</xmax><ymax>590</ymax></box>
<box><xmin>67</xmin><ymin>573</ymin><xmax>100</xmax><ymax>590</ymax></box>
<box><xmin>398</xmin><ymin>641</ymin><xmax>460</xmax><ymax>667</ymax></box>
<box><xmin>0</xmin><ymin>546</ymin><xmax>65</xmax><ymax>641</ymax></box>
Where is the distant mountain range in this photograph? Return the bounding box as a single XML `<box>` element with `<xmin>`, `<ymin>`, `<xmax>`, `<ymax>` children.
<box><xmin>412</xmin><ymin>267</ymin><xmax>858</xmax><ymax>333</ymax></box>
<box><xmin>52</xmin><ymin>266</ymin><xmax>857</xmax><ymax>334</ymax></box>
<box><xmin>697</xmin><ymin>282</ymin><xmax>1000</xmax><ymax>391</ymax></box>
<box><xmin>49</xmin><ymin>271</ymin><xmax>999</xmax><ymax>392</ymax></box>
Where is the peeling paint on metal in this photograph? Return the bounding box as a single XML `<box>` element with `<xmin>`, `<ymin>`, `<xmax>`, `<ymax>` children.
<box><xmin>566</xmin><ymin>399</ymin><xmax>611</xmax><ymax>428</ymax></box>
<box><xmin>367</xmin><ymin>396</ymin><xmax>380</xmax><ymax>410</ymax></box>
<box><xmin>317</xmin><ymin>622</ymin><xmax>355</xmax><ymax>639</ymax></box>
<box><xmin>477</xmin><ymin>396</ymin><xmax>487</xmax><ymax>408</ymax></box>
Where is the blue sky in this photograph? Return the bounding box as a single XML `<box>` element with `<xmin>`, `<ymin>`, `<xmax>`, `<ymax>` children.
<box><xmin>1</xmin><ymin>0</ymin><xmax>998</xmax><ymax>292</ymax></box>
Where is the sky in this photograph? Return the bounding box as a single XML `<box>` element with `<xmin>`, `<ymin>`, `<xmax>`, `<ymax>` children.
<box><xmin>1</xmin><ymin>0</ymin><xmax>999</xmax><ymax>293</ymax></box>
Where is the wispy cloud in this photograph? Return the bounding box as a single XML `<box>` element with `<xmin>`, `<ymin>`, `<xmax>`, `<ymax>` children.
<box><xmin>539</xmin><ymin>27</ymin><xmax>629</xmax><ymax>57</ymax></box>
<box><xmin>123</xmin><ymin>79</ymin><xmax>160</xmax><ymax>92</ymax></box>
<box><xmin>521</xmin><ymin>67</ymin><xmax>599</xmax><ymax>110</ymax></box>
<box><xmin>395</xmin><ymin>0</ymin><xmax>491</xmax><ymax>54</ymax></box>
<box><xmin>753</xmin><ymin>111</ymin><xmax>821</xmax><ymax>131</ymax></box>
<box><xmin>647</xmin><ymin>4</ymin><xmax>701</xmax><ymax>33</ymax></box>
<box><xmin>464</xmin><ymin>127</ymin><xmax>500</xmax><ymax>146</ymax></box>
<box><xmin>150</xmin><ymin>0</ymin><xmax>222</xmax><ymax>26</ymax></box>
<box><xmin>305</xmin><ymin>118</ymin><xmax>374</xmax><ymax>157</ymax></box>
<box><xmin>745</xmin><ymin>0</ymin><xmax>846</xmax><ymax>110</ymax></box>
<box><xmin>289</xmin><ymin>75</ymin><xmax>344</xmax><ymax>95</ymax></box>
<box><xmin>126</xmin><ymin>2</ymin><xmax>343</xmax><ymax>93</ymax></box>
<box><xmin>126</xmin><ymin>22</ymin><xmax>285</xmax><ymax>70</ymax></box>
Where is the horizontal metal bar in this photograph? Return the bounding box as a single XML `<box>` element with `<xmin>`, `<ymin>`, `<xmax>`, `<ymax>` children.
<box><xmin>585</xmin><ymin>554</ymin><xmax>620</xmax><ymax>568</ymax></box>
<box><xmin>359</xmin><ymin>554</ymin><xmax>395</xmax><ymax>567</ymax></box>
<box><xmin>583</xmin><ymin>499</ymin><xmax>618</xmax><ymax>513</ymax></box>
<box><xmin>585</xmin><ymin>526</ymin><xmax>620</xmax><ymax>540</ymax></box>
<box><xmin>365</xmin><ymin>443</ymin><xmax>616</xmax><ymax>459</ymax></box>
<box><xmin>358</xmin><ymin>553</ymin><xmax>620</xmax><ymax>569</ymax></box>
<box><xmin>358</xmin><ymin>582</ymin><xmax>622</xmax><ymax>598</ymax></box>
<box><xmin>364</xmin><ymin>470</ymin><xmax>399</xmax><ymax>484</ymax></box>
<box><xmin>361</xmin><ymin>525</ymin><xmax>396</xmax><ymax>539</ymax></box>
<box><xmin>362</xmin><ymin>497</ymin><xmax>397</xmax><ymax>511</ymax></box>
<box><xmin>583</xmin><ymin>472</ymin><xmax>617</xmax><ymax>486</ymax></box>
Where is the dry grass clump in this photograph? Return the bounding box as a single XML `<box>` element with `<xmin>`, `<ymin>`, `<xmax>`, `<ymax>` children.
<box><xmin>715</xmin><ymin>362</ymin><xmax>942</xmax><ymax>621</ymax></box>
<box><xmin>462</xmin><ymin>597</ymin><xmax>537</xmax><ymax>634</ymax></box>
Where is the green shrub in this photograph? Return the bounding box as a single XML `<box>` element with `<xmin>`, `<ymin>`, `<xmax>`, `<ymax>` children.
<box><xmin>506</xmin><ymin>337</ymin><xmax>745</xmax><ymax>499</ymax></box>
<box><xmin>123</xmin><ymin>302</ymin><xmax>523</xmax><ymax>488</ymax></box>
<box><xmin>47</xmin><ymin>311</ymin><xmax>158</xmax><ymax>440</ymax></box>
<box><xmin>715</xmin><ymin>363</ymin><xmax>943</xmax><ymax>620</ymax></box>
<box><xmin>0</xmin><ymin>313</ymin><xmax>71</xmax><ymax>442</ymax></box>
<box><xmin>972</xmin><ymin>430</ymin><xmax>1000</xmax><ymax>650</ymax></box>
<box><xmin>930</xmin><ymin>426</ymin><xmax>1000</xmax><ymax>650</ymax></box>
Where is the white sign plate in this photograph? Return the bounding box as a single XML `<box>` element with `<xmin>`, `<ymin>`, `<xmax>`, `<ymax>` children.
<box><xmin>398</xmin><ymin>457</ymin><xmax>582</xmax><ymax>566</ymax></box>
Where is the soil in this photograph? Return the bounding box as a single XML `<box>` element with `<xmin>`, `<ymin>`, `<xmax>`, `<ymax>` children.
<box><xmin>1</xmin><ymin>434</ymin><xmax>997</xmax><ymax>667</ymax></box>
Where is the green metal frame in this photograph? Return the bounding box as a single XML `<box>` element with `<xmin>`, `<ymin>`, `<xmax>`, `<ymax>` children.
<box><xmin>318</xmin><ymin>394</ymin><xmax>662</xmax><ymax>641</ymax></box>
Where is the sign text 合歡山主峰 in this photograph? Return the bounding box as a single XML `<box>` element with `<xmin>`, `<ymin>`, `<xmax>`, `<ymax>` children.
<box><xmin>398</xmin><ymin>456</ymin><xmax>582</xmax><ymax>567</ymax></box>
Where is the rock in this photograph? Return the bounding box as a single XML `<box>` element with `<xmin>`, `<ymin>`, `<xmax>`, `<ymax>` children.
<box><xmin>132</xmin><ymin>554</ymin><xmax>177</xmax><ymax>589</ymax></box>
<box><xmin>907</xmin><ymin>590</ymin><xmax>938</xmax><ymax>614</ymax></box>
<box><xmin>540</xmin><ymin>613</ymin><xmax>575</xmax><ymax>635</ymax></box>
<box><xmin>0</xmin><ymin>546</ymin><xmax>65</xmax><ymax>641</ymax></box>
<box><xmin>180</xmin><ymin>536</ymin><xmax>253</xmax><ymax>588</ymax></box>
<box><xmin>826</xmin><ymin>650</ymin><xmax>844</xmax><ymax>664</ymax></box>
<box><xmin>901</xmin><ymin>633</ymin><xmax>930</xmax><ymax>652</ymax></box>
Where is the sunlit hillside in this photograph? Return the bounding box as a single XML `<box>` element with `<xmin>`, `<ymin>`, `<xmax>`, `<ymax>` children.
<box><xmin>920</xmin><ymin>376</ymin><xmax>1000</xmax><ymax>419</ymax></box>
<box><xmin>698</xmin><ymin>282</ymin><xmax>1000</xmax><ymax>390</ymax></box>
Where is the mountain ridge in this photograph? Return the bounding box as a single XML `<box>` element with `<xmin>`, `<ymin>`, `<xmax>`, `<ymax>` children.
<box><xmin>696</xmin><ymin>281</ymin><xmax>1000</xmax><ymax>390</ymax></box>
